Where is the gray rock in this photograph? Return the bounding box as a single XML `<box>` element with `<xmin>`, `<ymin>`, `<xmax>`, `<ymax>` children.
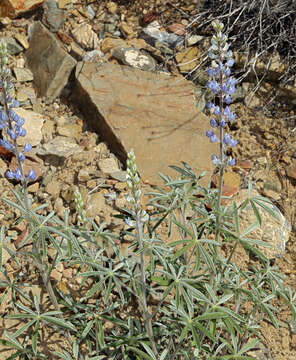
<box><xmin>37</xmin><ymin>136</ymin><xmax>82</xmax><ymax>161</ymax></box>
<box><xmin>42</xmin><ymin>0</ymin><xmax>65</xmax><ymax>33</ymax></box>
<box><xmin>2</xmin><ymin>37</ymin><xmax>23</xmax><ymax>55</ymax></box>
<box><xmin>13</xmin><ymin>67</ymin><xmax>34</xmax><ymax>82</ymax></box>
<box><xmin>110</xmin><ymin>171</ymin><xmax>127</xmax><ymax>182</ymax></box>
<box><xmin>25</xmin><ymin>21</ymin><xmax>77</xmax><ymax>101</ymax></box>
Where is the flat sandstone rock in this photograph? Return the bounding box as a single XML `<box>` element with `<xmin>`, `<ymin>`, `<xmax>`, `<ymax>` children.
<box><xmin>72</xmin><ymin>62</ymin><xmax>218</xmax><ymax>186</ymax></box>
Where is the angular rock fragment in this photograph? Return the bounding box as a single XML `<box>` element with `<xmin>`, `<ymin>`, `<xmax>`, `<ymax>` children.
<box><xmin>25</xmin><ymin>21</ymin><xmax>76</xmax><ymax>101</ymax></box>
<box><xmin>72</xmin><ymin>62</ymin><xmax>218</xmax><ymax>186</ymax></box>
<box><xmin>0</xmin><ymin>0</ymin><xmax>43</xmax><ymax>18</ymax></box>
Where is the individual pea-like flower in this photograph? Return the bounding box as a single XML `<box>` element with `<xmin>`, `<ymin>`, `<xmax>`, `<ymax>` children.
<box><xmin>206</xmin><ymin>80</ymin><xmax>220</xmax><ymax>93</ymax></box>
<box><xmin>27</xmin><ymin>169</ymin><xmax>36</xmax><ymax>181</ymax></box>
<box><xmin>223</xmin><ymin>133</ymin><xmax>238</xmax><ymax>147</ymax></box>
<box><xmin>210</xmin><ymin>118</ymin><xmax>218</xmax><ymax>128</ymax></box>
<box><xmin>227</xmin><ymin>157</ymin><xmax>235</xmax><ymax>166</ymax></box>
<box><xmin>224</xmin><ymin>106</ymin><xmax>236</xmax><ymax>121</ymax></box>
<box><xmin>18</xmin><ymin>152</ymin><xmax>25</xmax><ymax>162</ymax></box>
<box><xmin>206</xmin><ymin>130</ymin><xmax>219</xmax><ymax>143</ymax></box>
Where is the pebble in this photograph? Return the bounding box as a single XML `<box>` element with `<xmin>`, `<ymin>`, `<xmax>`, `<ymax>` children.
<box><xmin>106</xmin><ymin>1</ymin><xmax>118</xmax><ymax>14</ymax></box>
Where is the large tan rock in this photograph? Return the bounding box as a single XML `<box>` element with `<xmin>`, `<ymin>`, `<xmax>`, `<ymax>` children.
<box><xmin>72</xmin><ymin>62</ymin><xmax>218</xmax><ymax>186</ymax></box>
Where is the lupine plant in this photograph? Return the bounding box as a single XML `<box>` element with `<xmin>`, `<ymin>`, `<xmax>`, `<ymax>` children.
<box><xmin>0</xmin><ymin>21</ymin><xmax>296</xmax><ymax>360</ymax></box>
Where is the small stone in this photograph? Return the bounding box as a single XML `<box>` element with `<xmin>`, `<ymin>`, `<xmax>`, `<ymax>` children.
<box><xmin>175</xmin><ymin>47</ymin><xmax>202</xmax><ymax>72</ymax></box>
<box><xmin>13</xmin><ymin>67</ymin><xmax>34</xmax><ymax>82</ymax></box>
<box><xmin>45</xmin><ymin>179</ymin><xmax>61</xmax><ymax>198</ymax></box>
<box><xmin>58</xmin><ymin>0</ymin><xmax>72</xmax><ymax>9</ymax></box>
<box><xmin>119</xmin><ymin>22</ymin><xmax>134</xmax><ymax>37</ymax></box>
<box><xmin>12</xmin><ymin>108</ymin><xmax>44</xmax><ymax>146</ymax></box>
<box><xmin>28</xmin><ymin>182</ymin><xmax>39</xmax><ymax>193</ymax></box>
<box><xmin>43</xmin><ymin>0</ymin><xmax>65</xmax><ymax>33</ymax></box>
<box><xmin>186</xmin><ymin>35</ymin><xmax>203</xmax><ymax>47</ymax></box>
<box><xmin>56</xmin><ymin>123</ymin><xmax>82</xmax><ymax>142</ymax></box>
<box><xmin>37</xmin><ymin>136</ymin><xmax>82</xmax><ymax>161</ymax></box>
<box><xmin>54</xmin><ymin>197</ymin><xmax>65</xmax><ymax>217</ymax></box>
<box><xmin>98</xmin><ymin>158</ymin><xmax>120</xmax><ymax>174</ymax></box>
<box><xmin>51</xmin><ymin>269</ymin><xmax>62</xmax><ymax>282</ymax></box>
<box><xmin>72</xmin><ymin>23</ymin><xmax>98</xmax><ymax>50</ymax></box>
<box><xmin>78</xmin><ymin>169</ymin><xmax>90</xmax><ymax>182</ymax></box>
<box><xmin>114</xmin><ymin>182</ymin><xmax>127</xmax><ymax>191</ymax></box>
<box><xmin>112</xmin><ymin>48</ymin><xmax>156</xmax><ymax>71</ymax></box>
<box><xmin>110</xmin><ymin>171</ymin><xmax>127</xmax><ymax>182</ymax></box>
<box><xmin>167</xmin><ymin>23</ymin><xmax>186</xmax><ymax>36</ymax></box>
<box><xmin>62</xmin><ymin>268</ymin><xmax>73</xmax><ymax>279</ymax></box>
<box><xmin>2</xmin><ymin>37</ymin><xmax>23</xmax><ymax>55</ymax></box>
<box><xmin>14</xmin><ymin>33</ymin><xmax>29</xmax><ymax>49</ymax></box>
<box><xmin>106</xmin><ymin>1</ymin><xmax>117</xmax><ymax>14</ymax></box>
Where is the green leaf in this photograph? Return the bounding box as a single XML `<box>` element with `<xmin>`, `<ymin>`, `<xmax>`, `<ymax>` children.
<box><xmin>197</xmin><ymin>312</ymin><xmax>228</xmax><ymax>321</ymax></box>
<box><xmin>41</xmin><ymin>316</ymin><xmax>76</xmax><ymax>332</ymax></box>
<box><xmin>160</xmin><ymin>348</ymin><xmax>169</xmax><ymax>360</ymax></box>
<box><xmin>73</xmin><ymin>339</ymin><xmax>79</xmax><ymax>360</ymax></box>
<box><xmin>140</xmin><ymin>342</ymin><xmax>157</xmax><ymax>360</ymax></box>
<box><xmin>53</xmin><ymin>351</ymin><xmax>73</xmax><ymax>360</ymax></box>
<box><xmin>238</xmin><ymin>338</ymin><xmax>259</xmax><ymax>355</ymax></box>
<box><xmin>151</xmin><ymin>275</ymin><xmax>171</xmax><ymax>286</ymax></box>
<box><xmin>81</xmin><ymin>320</ymin><xmax>94</xmax><ymax>339</ymax></box>
<box><xmin>253</xmin><ymin>198</ymin><xmax>280</xmax><ymax>222</ymax></box>
<box><xmin>128</xmin><ymin>346</ymin><xmax>155</xmax><ymax>360</ymax></box>
<box><xmin>97</xmin><ymin>319</ymin><xmax>105</xmax><ymax>348</ymax></box>
<box><xmin>0</xmin><ymin>337</ymin><xmax>23</xmax><ymax>351</ymax></box>
<box><xmin>13</xmin><ymin>319</ymin><xmax>36</xmax><ymax>338</ymax></box>
<box><xmin>32</xmin><ymin>320</ymin><xmax>39</xmax><ymax>355</ymax></box>
<box><xmin>250</xmin><ymin>200</ymin><xmax>262</xmax><ymax>226</ymax></box>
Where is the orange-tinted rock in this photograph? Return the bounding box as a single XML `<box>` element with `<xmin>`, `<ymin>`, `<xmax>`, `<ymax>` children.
<box><xmin>167</xmin><ymin>23</ymin><xmax>186</xmax><ymax>36</ymax></box>
<box><xmin>0</xmin><ymin>0</ymin><xmax>43</xmax><ymax>18</ymax></box>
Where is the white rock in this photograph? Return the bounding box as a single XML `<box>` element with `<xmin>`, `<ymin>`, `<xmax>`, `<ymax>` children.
<box><xmin>13</xmin><ymin>108</ymin><xmax>44</xmax><ymax>146</ymax></box>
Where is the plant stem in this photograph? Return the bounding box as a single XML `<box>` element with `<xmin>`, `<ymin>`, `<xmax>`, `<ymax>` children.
<box><xmin>135</xmin><ymin>203</ymin><xmax>158</xmax><ymax>358</ymax></box>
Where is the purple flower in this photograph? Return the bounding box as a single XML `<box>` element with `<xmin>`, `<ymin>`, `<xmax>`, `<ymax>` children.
<box><xmin>223</xmin><ymin>133</ymin><xmax>238</xmax><ymax>147</ymax></box>
<box><xmin>206</xmin><ymin>102</ymin><xmax>214</xmax><ymax>110</ymax></box>
<box><xmin>224</xmin><ymin>68</ymin><xmax>231</xmax><ymax>77</ymax></box>
<box><xmin>211</xmin><ymin>154</ymin><xmax>220</xmax><ymax>166</ymax></box>
<box><xmin>224</xmin><ymin>95</ymin><xmax>232</xmax><ymax>104</ymax></box>
<box><xmin>23</xmin><ymin>143</ymin><xmax>32</xmax><ymax>152</ymax></box>
<box><xmin>7</xmin><ymin>128</ymin><xmax>16</xmax><ymax>140</ymax></box>
<box><xmin>0</xmin><ymin>138</ymin><xmax>14</xmax><ymax>151</ymax></box>
<box><xmin>18</xmin><ymin>152</ymin><xmax>25</xmax><ymax>162</ymax></box>
<box><xmin>228</xmin><ymin>157</ymin><xmax>235</xmax><ymax>166</ymax></box>
<box><xmin>206</xmin><ymin>130</ymin><xmax>219</xmax><ymax>143</ymax></box>
<box><xmin>6</xmin><ymin>168</ymin><xmax>22</xmax><ymax>181</ymax></box>
<box><xmin>206</xmin><ymin>80</ymin><xmax>220</xmax><ymax>94</ymax></box>
<box><xmin>226</xmin><ymin>58</ymin><xmax>234</xmax><ymax>67</ymax></box>
<box><xmin>210</xmin><ymin>118</ymin><xmax>218</xmax><ymax>128</ymax></box>
<box><xmin>220</xmin><ymin>118</ymin><xmax>226</xmax><ymax>127</ymax></box>
<box><xmin>0</xmin><ymin>110</ymin><xmax>7</xmax><ymax>121</ymax></box>
<box><xmin>27</xmin><ymin>169</ymin><xmax>36</xmax><ymax>181</ymax></box>
<box><xmin>224</xmin><ymin>106</ymin><xmax>236</xmax><ymax>121</ymax></box>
